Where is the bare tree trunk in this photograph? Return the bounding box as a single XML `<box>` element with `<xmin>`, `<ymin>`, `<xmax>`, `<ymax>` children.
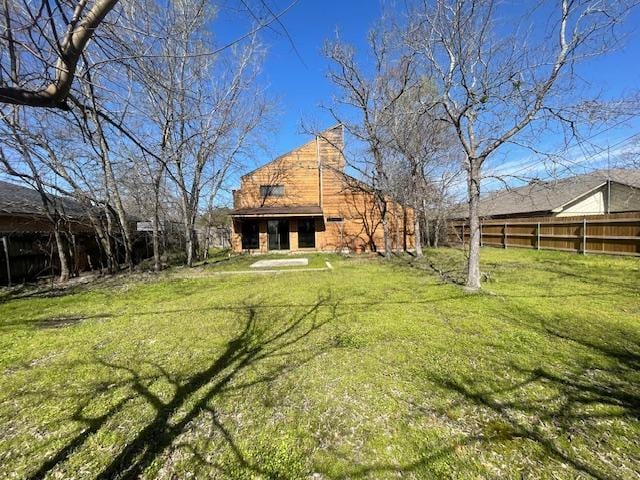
<box><xmin>394</xmin><ymin>203</ymin><xmax>400</xmax><ymax>253</ymax></box>
<box><xmin>104</xmin><ymin>205</ymin><xmax>118</xmax><ymax>272</ymax></box>
<box><xmin>403</xmin><ymin>206</ymin><xmax>408</xmax><ymax>252</ymax></box>
<box><xmin>424</xmin><ymin>219</ymin><xmax>429</xmax><ymax>248</ymax></box>
<box><xmin>68</xmin><ymin>233</ymin><xmax>78</xmax><ymax>277</ymax></box>
<box><xmin>148</xmin><ymin>168</ymin><xmax>162</xmax><ymax>273</ymax></box>
<box><xmin>203</xmin><ymin>217</ymin><xmax>211</xmax><ymax>260</ymax></box>
<box><xmin>106</xmin><ymin>169</ymin><xmax>133</xmax><ymax>271</ymax></box>
<box><xmin>434</xmin><ymin>216</ymin><xmax>440</xmax><ymax>249</ymax></box>
<box><xmin>53</xmin><ymin>229</ymin><xmax>70</xmax><ymax>282</ymax></box>
<box><xmin>414</xmin><ymin>209</ymin><xmax>423</xmax><ymax>257</ymax></box>
<box><xmin>382</xmin><ymin>215</ymin><xmax>391</xmax><ymax>257</ymax></box>
<box><xmin>152</xmin><ymin>209</ymin><xmax>161</xmax><ymax>273</ymax></box>
<box><xmin>152</xmin><ymin>229</ymin><xmax>160</xmax><ymax>272</ymax></box>
<box><xmin>378</xmin><ymin>196</ymin><xmax>391</xmax><ymax>258</ymax></box>
<box><xmin>185</xmin><ymin>228</ymin><xmax>196</xmax><ymax>266</ymax></box>
<box><xmin>88</xmin><ymin>97</ymin><xmax>135</xmax><ymax>272</ymax></box>
<box><xmin>465</xmin><ymin>161</ymin><xmax>481</xmax><ymax>291</ymax></box>
<box><xmin>178</xmin><ymin>192</ymin><xmax>196</xmax><ymax>267</ymax></box>
<box><xmin>181</xmin><ymin>199</ymin><xmax>197</xmax><ymax>267</ymax></box>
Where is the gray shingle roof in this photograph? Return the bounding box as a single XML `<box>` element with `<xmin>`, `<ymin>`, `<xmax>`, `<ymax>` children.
<box><xmin>0</xmin><ymin>180</ymin><xmax>85</xmax><ymax>217</ymax></box>
<box><xmin>453</xmin><ymin>168</ymin><xmax>640</xmax><ymax>218</ymax></box>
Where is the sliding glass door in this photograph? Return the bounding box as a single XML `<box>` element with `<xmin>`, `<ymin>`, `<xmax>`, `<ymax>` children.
<box><xmin>267</xmin><ymin>220</ymin><xmax>290</xmax><ymax>250</ymax></box>
<box><xmin>241</xmin><ymin>221</ymin><xmax>259</xmax><ymax>250</ymax></box>
<box><xmin>297</xmin><ymin>218</ymin><xmax>316</xmax><ymax>248</ymax></box>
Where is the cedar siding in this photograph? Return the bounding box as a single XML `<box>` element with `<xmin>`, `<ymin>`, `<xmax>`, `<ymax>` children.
<box><xmin>231</xmin><ymin>126</ymin><xmax>414</xmax><ymax>253</ymax></box>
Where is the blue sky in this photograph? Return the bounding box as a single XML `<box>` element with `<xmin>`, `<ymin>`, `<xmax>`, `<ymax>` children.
<box><xmin>216</xmin><ymin>0</ymin><xmax>640</xmax><ymax>196</ymax></box>
<box><xmin>3</xmin><ymin>0</ymin><xmax>637</xmax><ymax>201</ymax></box>
<box><xmin>217</xmin><ymin>0</ymin><xmax>381</xmax><ymax>160</ymax></box>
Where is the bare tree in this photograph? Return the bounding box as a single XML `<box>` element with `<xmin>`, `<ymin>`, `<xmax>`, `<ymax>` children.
<box><xmin>423</xmin><ymin>166</ymin><xmax>460</xmax><ymax>248</ymax></box>
<box><xmin>0</xmin><ymin>0</ymin><xmax>119</xmax><ymax>108</ymax></box>
<box><xmin>323</xmin><ymin>27</ymin><xmax>414</xmax><ymax>258</ymax></box>
<box><xmin>404</xmin><ymin>0</ymin><xmax>637</xmax><ymax>290</ymax></box>
<box><xmin>8</xmin><ymin>115</ymin><xmax>123</xmax><ymax>272</ymax></box>
<box><xmin>621</xmin><ymin>137</ymin><xmax>640</xmax><ymax>169</ymax></box>
<box><xmin>0</xmin><ymin>112</ymin><xmax>74</xmax><ymax>281</ymax></box>
<box><xmin>384</xmin><ymin>78</ymin><xmax>454</xmax><ymax>257</ymax></box>
<box><xmin>117</xmin><ymin>0</ymin><xmax>269</xmax><ymax>267</ymax></box>
<box><xmin>1</xmin><ymin>0</ymin><xmax>285</xmax><ymax>277</ymax></box>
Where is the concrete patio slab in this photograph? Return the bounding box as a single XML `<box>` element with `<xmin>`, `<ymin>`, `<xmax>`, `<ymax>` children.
<box><xmin>250</xmin><ymin>258</ymin><xmax>309</xmax><ymax>268</ymax></box>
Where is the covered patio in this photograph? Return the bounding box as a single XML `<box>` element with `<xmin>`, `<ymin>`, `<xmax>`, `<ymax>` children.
<box><xmin>230</xmin><ymin>205</ymin><xmax>325</xmax><ymax>253</ymax></box>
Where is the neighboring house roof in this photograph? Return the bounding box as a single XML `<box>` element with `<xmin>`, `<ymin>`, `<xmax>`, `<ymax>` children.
<box><xmin>231</xmin><ymin>205</ymin><xmax>324</xmax><ymax>218</ymax></box>
<box><xmin>452</xmin><ymin>168</ymin><xmax>640</xmax><ymax>218</ymax></box>
<box><xmin>0</xmin><ymin>180</ymin><xmax>85</xmax><ymax>218</ymax></box>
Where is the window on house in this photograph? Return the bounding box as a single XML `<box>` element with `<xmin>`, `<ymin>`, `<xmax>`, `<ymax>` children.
<box><xmin>326</xmin><ymin>216</ymin><xmax>344</xmax><ymax>223</ymax></box>
<box><xmin>241</xmin><ymin>221</ymin><xmax>259</xmax><ymax>250</ymax></box>
<box><xmin>298</xmin><ymin>219</ymin><xmax>316</xmax><ymax>248</ymax></box>
<box><xmin>260</xmin><ymin>185</ymin><xmax>284</xmax><ymax>197</ymax></box>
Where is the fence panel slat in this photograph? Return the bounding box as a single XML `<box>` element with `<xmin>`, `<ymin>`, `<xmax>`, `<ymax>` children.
<box><xmin>447</xmin><ymin>212</ymin><xmax>640</xmax><ymax>257</ymax></box>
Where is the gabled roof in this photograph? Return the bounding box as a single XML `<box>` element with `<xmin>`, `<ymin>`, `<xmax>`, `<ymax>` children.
<box><xmin>0</xmin><ymin>180</ymin><xmax>85</xmax><ymax>218</ymax></box>
<box><xmin>240</xmin><ymin>125</ymin><xmax>344</xmax><ymax>180</ymax></box>
<box><xmin>453</xmin><ymin>168</ymin><xmax>640</xmax><ymax>218</ymax></box>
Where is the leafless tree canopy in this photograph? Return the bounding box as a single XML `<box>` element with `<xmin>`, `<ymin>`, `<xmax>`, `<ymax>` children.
<box><xmin>0</xmin><ymin>0</ymin><xmax>119</xmax><ymax>108</ymax></box>
<box><xmin>322</xmin><ymin>26</ymin><xmax>417</xmax><ymax>257</ymax></box>
<box><xmin>401</xmin><ymin>0</ymin><xmax>638</xmax><ymax>290</ymax></box>
<box><xmin>1</xmin><ymin>0</ymin><xmax>637</xmax><ymax>284</ymax></box>
<box><xmin>0</xmin><ymin>0</ymin><xmax>277</xmax><ymax>277</ymax></box>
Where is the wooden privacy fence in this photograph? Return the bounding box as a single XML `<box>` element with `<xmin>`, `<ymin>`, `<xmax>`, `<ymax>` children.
<box><xmin>448</xmin><ymin>212</ymin><xmax>640</xmax><ymax>257</ymax></box>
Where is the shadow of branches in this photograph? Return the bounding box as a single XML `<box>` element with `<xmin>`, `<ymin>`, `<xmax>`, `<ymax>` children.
<box><xmin>424</xmin><ymin>310</ymin><xmax>640</xmax><ymax>480</ymax></box>
<box><xmin>316</xmin><ymin>305</ymin><xmax>639</xmax><ymax>480</ymax></box>
<box><xmin>26</xmin><ymin>294</ymin><xmax>339</xmax><ymax>480</ymax></box>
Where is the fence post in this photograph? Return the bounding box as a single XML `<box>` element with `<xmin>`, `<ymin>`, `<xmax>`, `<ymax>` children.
<box><xmin>504</xmin><ymin>223</ymin><xmax>508</xmax><ymax>249</ymax></box>
<box><xmin>461</xmin><ymin>223</ymin><xmax>465</xmax><ymax>247</ymax></box>
<box><xmin>582</xmin><ymin>218</ymin><xmax>587</xmax><ymax>255</ymax></box>
<box><xmin>480</xmin><ymin>221</ymin><xmax>483</xmax><ymax>247</ymax></box>
<box><xmin>536</xmin><ymin>222</ymin><xmax>541</xmax><ymax>250</ymax></box>
<box><xmin>1</xmin><ymin>236</ymin><xmax>11</xmax><ymax>286</ymax></box>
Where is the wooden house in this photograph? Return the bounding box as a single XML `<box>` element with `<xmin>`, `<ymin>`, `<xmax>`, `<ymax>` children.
<box><xmin>231</xmin><ymin>126</ymin><xmax>414</xmax><ymax>253</ymax></box>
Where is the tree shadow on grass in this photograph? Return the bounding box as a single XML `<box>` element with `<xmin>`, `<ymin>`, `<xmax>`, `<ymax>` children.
<box><xmin>424</xmin><ymin>312</ymin><xmax>640</xmax><ymax>480</ymax></box>
<box><xmin>393</xmin><ymin>251</ymin><xmax>639</xmax><ymax>299</ymax></box>
<box><xmin>317</xmin><ymin>307</ymin><xmax>639</xmax><ymax>480</ymax></box>
<box><xmin>5</xmin><ymin>292</ymin><xmax>469</xmax><ymax>330</ymax></box>
<box><xmin>536</xmin><ymin>264</ymin><xmax>640</xmax><ymax>294</ymax></box>
<box><xmin>0</xmin><ymin>274</ymin><xmax>136</xmax><ymax>304</ymax></box>
<box><xmin>25</xmin><ymin>294</ymin><xmax>339</xmax><ymax>480</ymax></box>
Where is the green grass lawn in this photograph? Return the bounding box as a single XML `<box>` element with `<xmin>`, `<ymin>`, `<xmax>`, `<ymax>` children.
<box><xmin>0</xmin><ymin>248</ymin><xmax>638</xmax><ymax>479</ymax></box>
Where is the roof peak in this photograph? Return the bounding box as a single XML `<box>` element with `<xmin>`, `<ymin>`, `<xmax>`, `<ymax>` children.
<box><xmin>241</xmin><ymin>124</ymin><xmax>345</xmax><ymax>179</ymax></box>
